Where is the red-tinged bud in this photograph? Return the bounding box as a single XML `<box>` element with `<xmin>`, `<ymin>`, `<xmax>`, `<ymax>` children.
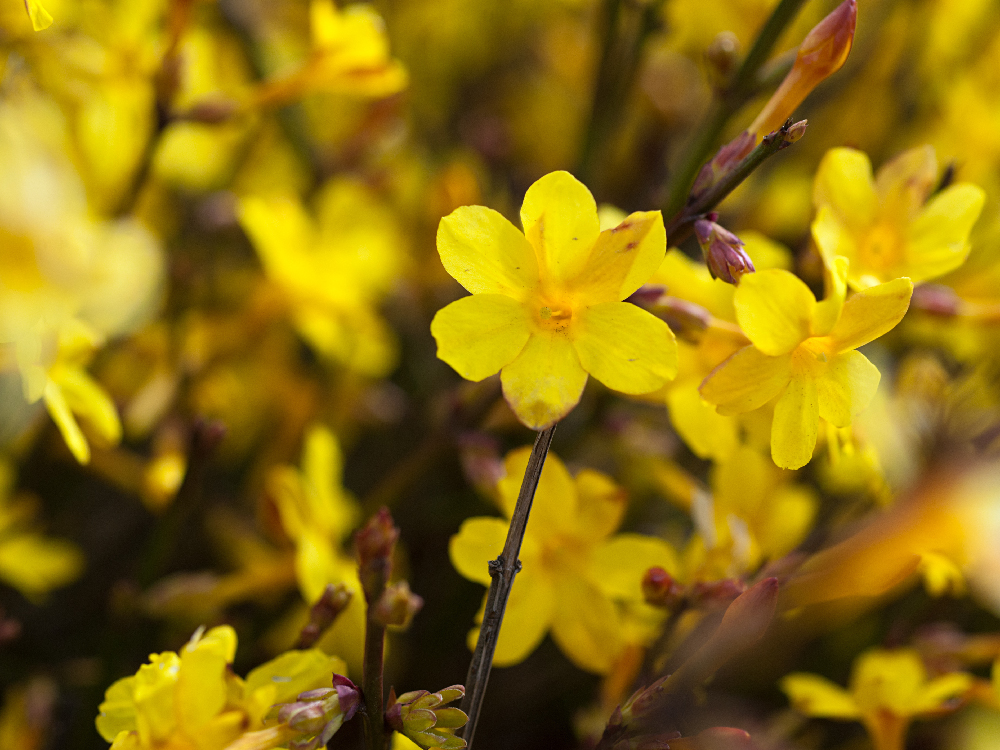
<box><xmin>694</xmin><ymin>218</ymin><xmax>755</xmax><ymax>285</ymax></box>
<box><xmin>373</xmin><ymin>581</ymin><xmax>424</xmax><ymax>628</ymax></box>
<box><xmin>642</xmin><ymin>567</ymin><xmax>685</xmax><ymax>608</ymax></box>
<box><xmin>749</xmin><ymin>0</ymin><xmax>856</xmax><ymax>139</ymax></box>
<box><xmin>782</xmin><ymin>119</ymin><xmax>808</xmax><ymax>146</ymax></box>
<box><xmin>297</xmin><ymin>583</ymin><xmax>353</xmax><ymax>648</ymax></box>
<box><xmin>619</xmin><ymin>677</ymin><xmax>668</xmax><ymax>724</ymax></box>
<box><xmin>688</xmin><ymin>578</ymin><xmax>745</xmax><ymax>607</ymax></box>
<box><xmin>912</xmin><ymin>283</ymin><xmax>961</xmax><ymax>317</ymax></box>
<box><xmin>457</xmin><ymin>433</ymin><xmax>504</xmax><ymax>499</ymax></box>
<box><xmin>662</xmin><ymin>727</ymin><xmax>757</xmax><ymax>750</ymax></box>
<box><xmin>626</xmin><ymin>284</ymin><xmax>668</xmax><ymax>308</ymax></box>
<box><xmin>654</xmin><ymin>297</ymin><xmax>713</xmax><ymax>342</ymax></box>
<box><xmin>355</xmin><ymin>507</ymin><xmax>399</xmax><ymax>602</ymax></box>
<box><xmin>692</xmin><ymin>131</ymin><xmax>755</xmax><ymax>196</ymax></box>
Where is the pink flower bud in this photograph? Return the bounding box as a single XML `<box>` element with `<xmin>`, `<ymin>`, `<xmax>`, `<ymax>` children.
<box><xmin>694</xmin><ymin>219</ymin><xmax>755</xmax><ymax>285</ymax></box>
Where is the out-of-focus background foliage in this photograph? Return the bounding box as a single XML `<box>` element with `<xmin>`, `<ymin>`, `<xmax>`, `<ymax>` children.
<box><xmin>4</xmin><ymin>0</ymin><xmax>1000</xmax><ymax>749</ymax></box>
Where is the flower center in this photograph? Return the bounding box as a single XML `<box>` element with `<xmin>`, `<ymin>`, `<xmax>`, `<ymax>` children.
<box><xmin>534</xmin><ymin>298</ymin><xmax>574</xmax><ymax>332</ymax></box>
<box><xmin>793</xmin><ymin>337</ymin><xmax>835</xmax><ymax>376</ymax></box>
<box><xmin>859</xmin><ymin>221</ymin><xmax>903</xmax><ymax>273</ymax></box>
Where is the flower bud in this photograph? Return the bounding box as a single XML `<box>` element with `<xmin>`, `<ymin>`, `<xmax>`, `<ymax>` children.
<box><xmin>912</xmin><ymin>283</ymin><xmax>961</xmax><ymax>317</ymax></box>
<box><xmin>705</xmin><ymin>32</ymin><xmax>740</xmax><ymax>87</ymax></box>
<box><xmin>272</xmin><ymin>676</ymin><xmax>360</xmax><ymax>750</ymax></box>
<box><xmin>748</xmin><ymin>0</ymin><xmax>856</xmax><ymax>139</ymax></box>
<box><xmin>653</xmin><ymin>297</ymin><xmax>712</xmax><ymax>342</ymax></box>
<box><xmin>297</xmin><ymin>583</ymin><xmax>353</xmax><ymax>648</ymax></box>
<box><xmin>642</xmin><ymin>567</ymin><xmax>685</xmax><ymax>609</ymax></box>
<box><xmin>694</xmin><ymin>217</ymin><xmax>755</xmax><ymax>285</ymax></box>
<box><xmin>373</xmin><ymin>581</ymin><xmax>424</xmax><ymax>628</ymax></box>
<box><xmin>355</xmin><ymin>507</ymin><xmax>399</xmax><ymax>602</ymax></box>
<box><xmin>386</xmin><ymin>685</ymin><xmax>468</xmax><ymax>749</ymax></box>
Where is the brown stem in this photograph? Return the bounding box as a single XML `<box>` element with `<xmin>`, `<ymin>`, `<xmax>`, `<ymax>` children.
<box><xmin>362</xmin><ymin>611</ymin><xmax>387</xmax><ymax>750</ymax></box>
<box><xmin>458</xmin><ymin>424</ymin><xmax>557</xmax><ymax>748</ymax></box>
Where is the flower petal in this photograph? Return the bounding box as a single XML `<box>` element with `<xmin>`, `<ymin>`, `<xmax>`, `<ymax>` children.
<box><xmin>811</xmin><ymin>205</ymin><xmax>858</xmax><ymax>274</ymax></box>
<box><xmin>781</xmin><ymin>673</ymin><xmax>861</xmax><ymax>719</ymax></box>
<box><xmin>816</xmin><ymin>350</ymin><xmax>880</xmax><ymax>427</ymax></box>
<box><xmin>700</xmin><ymin>346</ymin><xmax>792</xmax><ymax>416</ymax></box>
<box><xmin>449</xmin><ymin>518</ymin><xmax>509</xmax><ymax>585</ymax></box>
<box><xmin>905</xmin><ymin>183</ymin><xmax>985</xmax><ymax>283</ymax></box>
<box><xmin>487</xmin><ymin>574</ymin><xmax>555</xmax><ymax>666</ymax></box>
<box><xmin>498</xmin><ymin>448</ymin><xmax>576</xmax><ymax>535</ymax></box>
<box><xmin>519</xmin><ymin>171</ymin><xmax>600</xmax><ymax>285</ymax></box>
<box><xmin>874</xmin><ymin>144</ymin><xmax>937</xmax><ymax>218</ymax></box>
<box><xmin>771</xmin><ymin>375</ymin><xmax>819</xmax><ymax>469</ymax></box>
<box><xmin>573</xmin><ymin>301</ymin><xmax>677</xmax><ymax>394</ymax></box>
<box><xmin>25</xmin><ymin>0</ymin><xmax>53</xmax><ymax>31</ymax></box>
<box><xmin>501</xmin><ymin>331</ymin><xmax>588</xmax><ymax>429</ymax></box>
<box><xmin>813</xmin><ymin>148</ymin><xmax>877</xmax><ymax>232</ymax></box>
<box><xmin>437</xmin><ymin>206</ymin><xmax>540</xmax><ymax>298</ymax></box>
<box><xmin>550</xmin><ymin>577</ymin><xmax>622</xmax><ymax>674</ymax></box>
<box><xmin>734</xmin><ymin>269</ymin><xmax>816</xmax><ymax>355</ymax></box>
<box><xmin>431</xmin><ymin>294</ymin><xmax>531</xmax><ymax>381</ymax></box>
<box><xmin>668</xmin><ymin>386</ymin><xmax>740</xmax><ymax>461</ymax></box>
<box><xmin>573</xmin><ymin>469</ymin><xmax>627</xmax><ymax>542</ymax></box>
<box><xmin>828</xmin><ymin>277</ymin><xmax>913</xmax><ymax>352</ymax></box>
<box><xmin>571</xmin><ymin>211</ymin><xmax>666</xmax><ymax>303</ymax></box>
<box><xmin>591</xmin><ymin>534</ymin><xmax>679</xmax><ymax>601</ymax></box>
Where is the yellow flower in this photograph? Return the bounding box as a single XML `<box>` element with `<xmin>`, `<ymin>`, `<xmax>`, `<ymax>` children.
<box><xmin>254</xmin><ymin>0</ymin><xmax>408</xmax><ymax>109</ymax></box>
<box><xmin>96</xmin><ymin>625</ymin><xmax>345</xmax><ymax>750</ymax></box>
<box><xmin>268</xmin><ymin>425</ymin><xmax>366</xmax><ymax>673</ymax></box>
<box><xmin>812</xmin><ymin>145</ymin><xmax>985</xmax><ymax>290</ymax></box>
<box><xmin>24</xmin><ymin>0</ymin><xmax>52</xmax><ymax>31</ymax></box>
<box><xmin>432</xmin><ymin>171</ymin><xmax>677</xmax><ymax>429</ymax></box>
<box><xmin>781</xmin><ymin>648</ymin><xmax>972</xmax><ymax>750</ymax></box>
<box><xmin>449</xmin><ymin>448</ymin><xmax>677</xmax><ymax>673</ymax></box>
<box><xmin>238</xmin><ymin>178</ymin><xmax>405</xmax><ymax>377</ymax></box>
<box><xmin>0</xmin><ymin>460</ymin><xmax>83</xmax><ymax>600</ymax></box>
<box><xmin>700</xmin><ymin>264</ymin><xmax>913</xmax><ymax>469</ymax></box>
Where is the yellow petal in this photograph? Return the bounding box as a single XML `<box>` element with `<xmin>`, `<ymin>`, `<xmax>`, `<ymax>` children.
<box><xmin>53</xmin><ymin>366</ymin><xmax>122</xmax><ymax>445</ymax></box>
<box><xmin>43</xmin><ymin>381</ymin><xmax>90</xmax><ymax>464</ymax></box>
<box><xmin>755</xmin><ymin>485</ymin><xmax>817</xmax><ymax>559</ymax></box>
<box><xmin>573</xmin><ymin>301</ymin><xmax>677</xmax><ymax>394</ymax></box>
<box><xmin>295</xmin><ymin>529</ymin><xmax>341</xmax><ymax>604</ymax></box>
<box><xmin>905</xmin><ymin>183</ymin><xmax>985</xmax><ymax>283</ymax></box>
<box><xmin>781</xmin><ymin>673</ymin><xmax>860</xmax><ymax>719</ymax></box>
<box><xmin>771</xmin><ymin>375</ymin><xmax>819</xmax><ymax>469</ymax></box>
<box><xmin>591</xmin><ymin>534</ymin><xmax>679</xmax><ymax>601</ymax></box>
<box><xmin>96</xmin><ymin>676</ymin><xmax>138</xmax><ymax>742</ymax></box>
<box><xmin>813</xmin><ymin>148</ymin><xmax>877</xmax><ymax>232</ymax></box>
<box><xmin>816</xmin><ymin>350</ymin><xmax>880</xmax><ymax>428</ymax></box>
<box><xmin>570</xmin><ymin>211</ymin><xmax>666</xmax><ymax>303</ymax></box>
<box><xmin>177</xmin><ymin>630</ymin><xmax>233</xmax><ymax>731</ymax></box>
<box><xmin>550</xmin><ymin>577</ymin><xmax>622</xmax><ymax>674</ymax></box>
<box><xmin>501</xmin><ymin>331</ymin><xmax>588</xmax><ymax>429</ymax></box>
<box><xmin>573</xmin><ymin>469</ymin><xmax>627</xmax><ymax>542</ymax></box>
<box><xmin>811</xmin><ymin>204</ymin><xmax>858</xmax><ymax>273</ymax></box>
<box><xmin>133</xmin><ymin>653</ymin><xmax>181</xmax><ymax>743</ymax></box>
<box><xmin>0</xmin><ymin>534</ymin><xmax>84</xmax><ymax>598</ymax></box>
<box><xmin>667</xmin><ymin>386</ymin><xmax>739</xmax><ymax>461</ymax></box>
<box><xmin>431</xmin><ymin>294</ymin><xmax>531</xmax><ymax>381</ymax></box>
<box><xmin>519</xmin><ymin>171</ymin><xmax>600</xmax><ymax>286</ymax></box>
<box><xmin>437</xmin><ymin>206</ymin><xmax>539</xmax><ymax>298</ymax></box>
<box><xmin>700</xmin><ymin>346</ymin><xmax>792</xmax><ymax>416</ymax></box>
<box><xmin>874</xmin><ymin>145</ymin><xmax>937</xmax><ymax>217</ymax></box>
<box><xmin>498</xmin><ymin>449</ymin><xmax>576</xmax><ymax>535</ymax></box>
<box><xmin>910</xmin><ymin>672</ymin><xmax>973</xmax><ymax>714</ymax></box>
<box><xmin>246</xmin><ymin>649</ymin><xmax>347</xmax><ymax>719</ymax></box>
<box><xmin>488</xmin><ymin>574</ymin><xmax>555</xmax><ymax>666</ymax></box>
<box><xmin>449</xmin><ymin>518</ymin><xmax>509</xmax><ymax>586</ymax></box>
<box><xmin>828</xmin><ymin>277</ymin><xmax>913</xmax><ymax>352</ymax></box>
<box><xmin>734</xmin><ymin>269</ymin><xmax>815</xmax><ymax>355</ymax></box>
<box><xmin>25</xmin><ymin>0</ymin><xmax>53</xmax><ymax>31</ymax></box>
<box><xmin>812</xmin><ymin>255</ymin><xmax>849</xmax><ymax>336</ymax></box>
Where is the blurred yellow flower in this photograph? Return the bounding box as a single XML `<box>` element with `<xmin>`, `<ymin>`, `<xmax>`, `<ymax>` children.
<box><xmin>239</xmin><ymin>178</ymin><xmax>405</xmax><ymax>377</ymax></box>
<box><xmin>254</xmin><ymin>0</ymin><xmax>407</xmax><ymax>109</ymax></box>
<box><xmin>701</xmin><ymin>265</ymin><xmax>912</xmax><ymax>469</ymax></box>
<box><xmin>268</xmin><ymin>424</ymin><xmax>366</xmax><ymax>672</ymax></box>
<box><xmin>96</xmin><ymin>625</ymin><xmax>345</xmax><ymax>750</ymax></box>
<box><xmin>432</xmin><ymin>171</ymin><xmax>677</xmax><ymax>429</ymax></box>
<box><xmin>24</xmin><ymin>0</ymin><xmax>51</xmax><ymax>31</ymax></box>
<box><xmin>812</xmin><ymin>146</ymin><xmax>985</xmax><ymax>290</ymax></box>
<box><xmin>782</xmin><ymin>648</ymin><xmax>972</xmax><ymax>750</ymax></box>
<box><xmin>0</xmin><ymin>460</ymin><xmax>82</xmax><ymax>600</ymax></box>
<box><xmin>449</xmin><ymin>447</ymin><xmax>677</xmax><ymax>673</ymax></box>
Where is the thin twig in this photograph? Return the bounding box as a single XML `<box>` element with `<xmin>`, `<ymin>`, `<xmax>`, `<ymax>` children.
<box><xmin>662</xmin><ymin>0</ymin><xmax>809</xmax><ymax>217</ymax></box>
<box><xmin>458</xmin><ymin>424</ymin><xmax>558</xmax><ymax>748</ymax></box>
<box><xmin>664</xmin><ymin>119</ymin><xmax>800</xmax><ymax>244</ymax></box>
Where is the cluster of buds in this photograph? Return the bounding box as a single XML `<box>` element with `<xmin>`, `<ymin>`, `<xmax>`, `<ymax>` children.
<box><xmin>273</xmin><ymin>675</ymin><xmax>360</xmax><ymax>750</ymax></box>
<box><xmin>373</xmin><ymin>580</ymin><xmax>424</xmax><ymax>628</ymax></box>
<box><xmin>642</xmin><ymin>567</ymin><xmax>747</xmax><ymax>610</ymax></box>
<box><xmin>693</xmin><ymin>214</ymin><xmax>755</xmax><ymax>285</ymax></box>
<box><xmin>386</xmin><ymin>685</ymin><xmax>469</xmax><ymax>749</ymax></box>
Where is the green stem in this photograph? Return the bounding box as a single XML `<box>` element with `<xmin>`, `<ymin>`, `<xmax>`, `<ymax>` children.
<box><xmin>662</xmin><ymin>0</ymin><xmax>809</xmax><ymax>217</ymax></box>
<box><xmin>458</xmin><ymin>424</ymin><xmax>557</xmax><ymax>749</ymax></box>
<box><xmin>664</xmin><ymin>120</ymin><xmax>799</xmax><ymax>244</ymax></box>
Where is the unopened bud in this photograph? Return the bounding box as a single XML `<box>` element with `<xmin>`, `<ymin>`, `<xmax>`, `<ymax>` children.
<box><xmin>654</xmin><ymin>297</ymin><xmax>712</xmax><ymax>342</ymax></box>
<box><xmin>912</xmin><ymin>283</ymin><xmax>961</xmax><ymax>317</ymax></box>
<box><xmin>280</xmin><ymin>701</ymin><xmax>329</xmax><ymax>734</ymax></box>
<box><xmin>692</xmin><ymin>131</ymin><xmax>755</xmax><ymax>196</ymax></box>
<box><xmin>355</xmin><ymin>507</ymin><xmax>399</xmax><ymax>602</ymax></box>
<box><xmin>386</xmin><ymin>685</ymin><xmax>468</xmax><ymax>749</ymax></box>
<box><xmin>297</xmin><ymin>583</ymin><xmax>353</xmax><ymax>648</ymax></box>
<box><xmin>784</xmin><ymin>119</ymin><xmax>808</xmax><ymax>144</ymax></box>
<box><xmin>705</xmin><ymin>32</ymin><xmax>740</xmax><ymax>87</ymax></box>
<box><xmin>688</xmin><ymin>578</ymin><xmax>745</xmax><ymax>607</ymax></box>
<box><xmin>694</xmin><ymin>217</ymin><xmax>755</xmax><ymax>285</ymax></box>
<box><xmin>627</xmin><ymin>284</ymin><xmax>668</xmax><ymax>308</ymax></box>
<box><xmin>748</xmin><ymin>0</ymin><xmax>856</xmax><ymax>138</ymax></box>
<box><xmin>642</xmin><ymin>567</ymin><xmax>685</xmax><ymax>608</ymax></box>
<box><xmin>373</xmin><ymin>581</ymin><xmax>424</xmax><ymax>628</ymax></box>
